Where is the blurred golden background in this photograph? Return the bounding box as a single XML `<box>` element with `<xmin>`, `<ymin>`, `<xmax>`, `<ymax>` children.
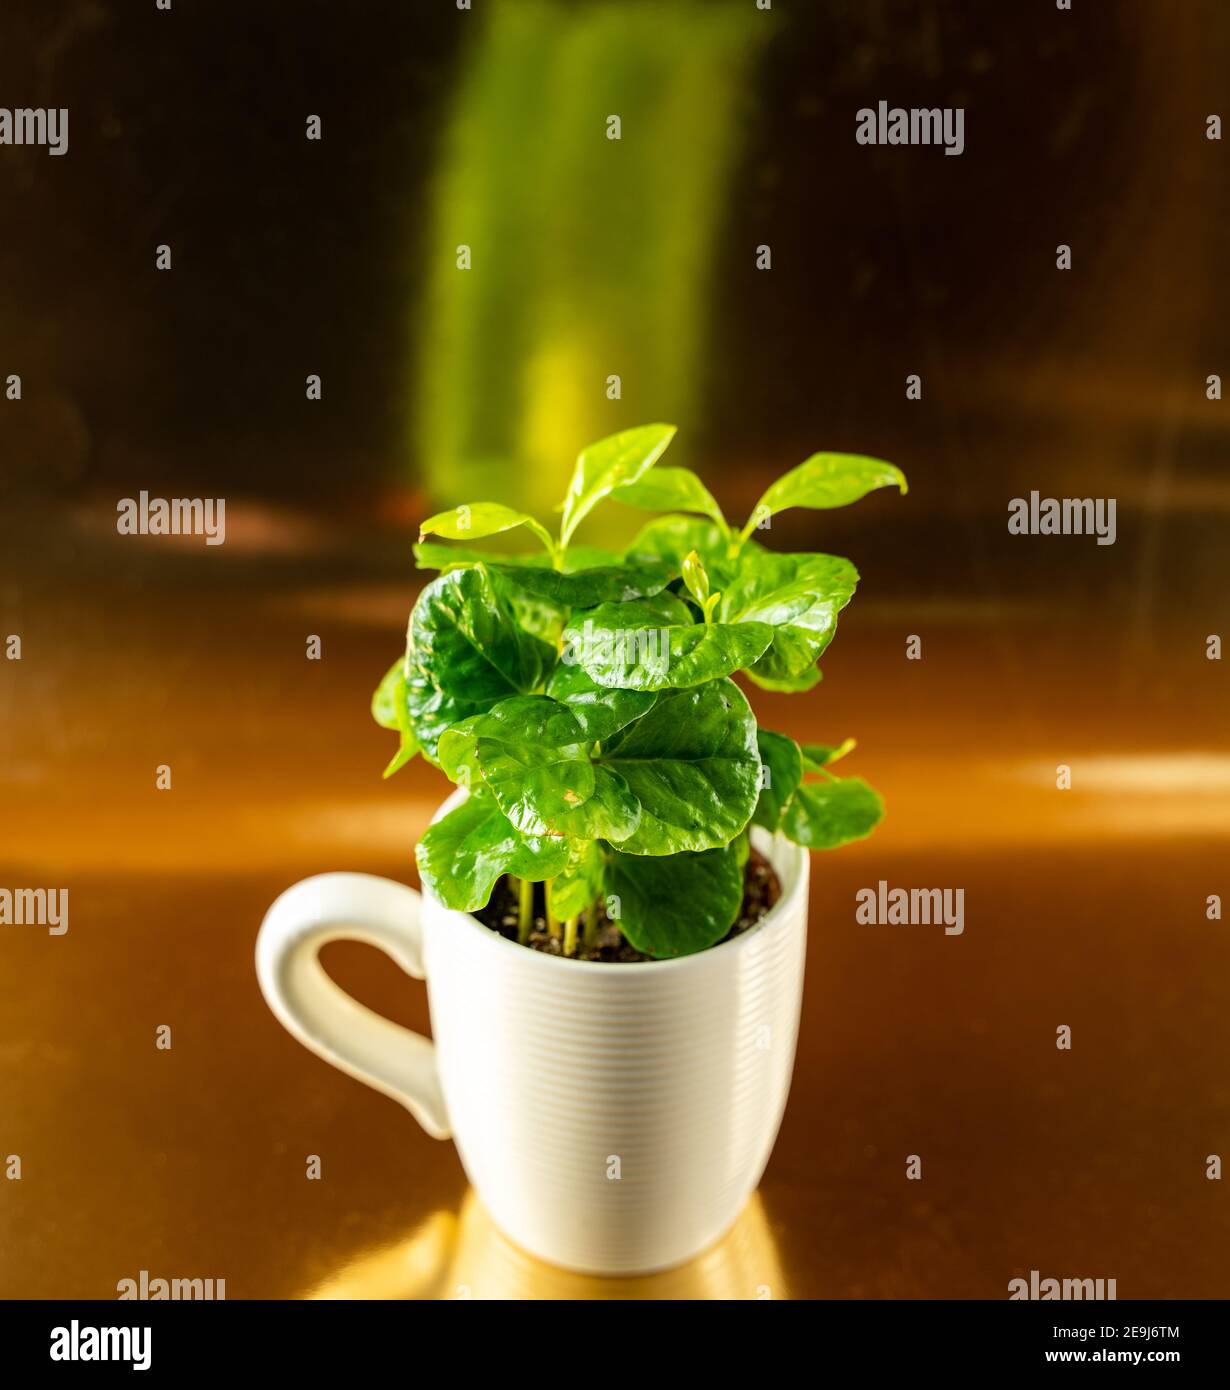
<box><xmin>1</xmin><ymin>0</ymin><xmax>1227</xmax><ymax>1298</ymax></box>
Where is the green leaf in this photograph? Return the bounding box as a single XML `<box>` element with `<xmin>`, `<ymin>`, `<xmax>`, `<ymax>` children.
<box><xmin>625</xmin><ymin>515</ymin><xmax>742</xmax><ymax>587</ymax></box>
<box><xmin>545</xmin><ymin>663</ymin><xmax>658</xmax><ymax>742</ymax></box>
<box><xmin>559</xmin><ymin>423</ymin><xmax>677</xmax><ymax>548</ymax></box>
<box><xmin>800</xmin><ymin>738</ymin><xmax>856</xmax><ymax>771</ymax></box>
<box><xmin>598</xmin><ymin>679</ymin><xmax>761</xmax><ymax>855</ymax></box>
<box><xmin>405</xmin><ymin>567</ymin><xmax>555</xmax><ymax>757</ymax></box>
<box><xmin>420</xmin><ymin>502</ymin><xmax>554</xmax><ymax>556</ymax></box>
<box><xmin>371</xmin><ymin>658</ymin><xmax>420</xmax><ymax>777</ymax></box>
<box><xmin>721</xmin><ymin>551</ymin><xmax>858</xmax><ymax>686</ymax></box>
<box><xmin>607</xmin><ymin>845</ymin><xmax>743</xmax><ymax>958</ymax></box>
<box><xmin>782</xmin><ymin>775</ymin><xmax>884</xmax><ymax>849</ymax></box>
<box><xmin>371</xmin><ymin>659</ymin><xmax>407</xmax><ymax>732</ymax></box>
<box><xmin>547</xmin><ymin>840</ymin><xmax>605</xmax><ymax>921</ymax></box>
<box><xmin>438</xmin><ymin>696</ymin><xmax>641</xmax><ymax>843</ymax></box>
<box><xmin>415</xmin><ymin>791</ymin><xmax>570</xmax><ymax>913</ymax></box>
<box><xmin>414</xmin><ymin>541</ymin><xmax>554</xmax><ymax>573</ymax></box>
<box><xmin>743</xmin><ymin>453</ymin><xmax>906</xmax><ymax>537</ymax></box>
<box><xmin>744</xmin><ymin>662</ymin><xmax>824</xmax><ymax>694</ymax></box>
<box><xmin>382</xmin><ymin>735</ymin><xmax>419</xmax><ymax>779</ymax></box>
<box><xmin>562</xmin><ymin>592</ymin><xmax>773</xmax><ymax>691</ymax></box>
<box><xmin>752</xmin><ymin>730</ymin><xmax>803</xmax><ymax>832</ymax></box>
<box><xmin>484</xmin><ymin>559</ymin><xmax>675</xmax><ymax>610</ymax></box>
<box><xmin>613</xmin><ymin>467</ymin><xmax>727</xmax><ymax>532</ymax></box>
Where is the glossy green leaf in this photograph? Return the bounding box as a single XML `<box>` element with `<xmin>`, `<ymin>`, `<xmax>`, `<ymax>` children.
<box><xmin>782</xmin><ymin>775</ymin><xmax>884</xmax><ymax>849</ymax></box>
<box><xmin>415</xmin><ymin>791</ymin><xmax>570</xmax><ymax>913</ymax></box>
<box><xmin>371</xmin><ymin>659</ymin><xmax>407</xmax><ymax>732</ymax></box>
<box><xmin>545</xmin><ymin>663</ymin><xmax>658</xmax><ymax>742</ymax></box>
<box><xmin>414</xmin><ymin>541</ymin><xmax>553</xmax><ymax>573</ymax></box>
<box><xmin>607</xmin><ymin>844</ymin><xmax>743</xmax><ymax>958</ymax></box>
<box><xmin>743</xmin><ymin>453</ymin><xmax>906</xmax><ymax>536</ymax></box>
<box><xmin>420</xmin><ymin>501</ymin><xmax>554</xmax><ymax>556</ymax></box>
<box><xmin>752</xmin><ymin>730</ymin><xmax>803</xmax><ymax>831</ymax></box>
<box><xmin>438</xmin><ymin>695</ymin><xmax>640</xmax><ymax>843</ymax></box>
<box><xmin>613</xmin><ymin>467</ymin><xmax>728</xmax><ymax>532</ymax></box>
<box><xmin>598</xmin><ymin>679</ymin><xmax>761</xmax><ymax>854</ymax></box>
<box><xmin>800</xmin><ymin>738</ymin><xmax>856</xmax><ymax>771</ymax></box>
<box><xmin>562</xmin><ymin>592</ymin><xmax>773</xmax><ymax>691</ymax></box>
<box><xmin>559</xmin><ymin>423</ymin><xmax>677</xmax><ymax>548</ymax></box>
<box><xmin>371</xmin><ymin>658</ymin><xmax>420</xmax><ymax>777</ymax></box>
<box><xmin>405</xmin><ymin>567</ymin><xmax>555</xmax><ymax>757</ymax></box>
<box><xmin>721</xmin><ymin>551</ymin><xmax>858</xmax><ymax>686</ymax></box>
<box><xmin>744</xmin><ymin>662</ymin><xmax>824</xmax><ymax>694</ymax></box>
<box><xmin>485</xmin><ymin>559</ymin><xmax>675</xmax><ymax>610</ymax></box>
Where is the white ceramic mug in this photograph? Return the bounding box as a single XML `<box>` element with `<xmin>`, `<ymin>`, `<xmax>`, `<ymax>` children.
<box><xmin>256</xmin><ymin>796</ymin><xmax>809</xmax><ymax>1275</ymax></box>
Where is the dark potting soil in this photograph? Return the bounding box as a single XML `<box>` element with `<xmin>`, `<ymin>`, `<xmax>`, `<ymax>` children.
<box><xmin>474</xmin><ymin>847</ymin><xmax>782</xmax><ymax>963</ymax></box>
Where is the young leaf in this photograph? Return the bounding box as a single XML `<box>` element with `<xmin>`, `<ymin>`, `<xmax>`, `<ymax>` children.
<box><xmin>597</xmin><ymin>679</ymin><xmax>761</xmax><ymax>855</ymax></box>
<box><xmin>415</xmin><ymin>791</ymin><xmax>570</xmax><ymax>913</ymax></box>
<box><xmin>742</xmin><ymin>453</ymin><xmax>906</xmax><ymax>538</ymax></box>
<box><xmin>800</xmin><ymin>738</ymin><xmax>856</xmax><ymax>771</ymax></box>
<box><xmin>782</xmin><ymin>775</ymin><xmax>884</xmax><ymax>849</ymax></box>
<box><xmin>405</xmin><ymin>567</ymin><xmax>555</xmax><ymax>757</ymax></box>
<box><xmin>613</xmin><ymin>467</ymin><xmax>728</xmax><ymax>533</ymax></box>
<box><xmin>545</xmin><ymin>663</ymin><xmax>658</xmax><ymax>741</ymax></box>
<box><xmin>561</xmin><ymin>593</ymin><xmax>774</xmax><ymax>691</ymax></box>
<box><xmin>420</xmin><ymin>502</ymin><xmax>554</xmax><ymax>557</ymax></box>
<box><xmin>626</xmin><ymin>515</ymin><xmax>742</xmax><ymax>587</ymax></box>
<box><xmin>371</xmin><ymin>658</ymin><xmax>420</xmax><ymax>777</ymax></box>
<box><xmin>547</xmin><ymin>840</ymin><xmax>606</xmax><ymax>922</ymax></box>
<box><xmin>371</xmin><ymin>659</ymin><xmax>407</xmax><ymax>732</ymax></box>
<box><xmin>559</xmin><ymin>423</ymin><xmax>677</xmax><ymax>548</ymax></box>
<box><xmin>720</xmin><ymin>551</ymin><xmax>858</xmax><ymax>687</ymax></box>
<box><xmin>752</xmin><ymin>730</ymin><xmax>803</xmax><ymax>832</ymax></box>
<box><xmin>607</xmin><ymin>845</ymin><xmax>743</xmax><ymax>958</ymax></box>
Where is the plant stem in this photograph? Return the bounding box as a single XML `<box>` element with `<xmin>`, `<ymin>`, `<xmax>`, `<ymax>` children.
<box><xmin>516</xmin><ymin>875</ymin><xmax>533</xmax><ymax>945</ymax></box>
<box><xmin>583</xmin><ymin>899</ymin><xmax>599</xmax><ymax>950</ymax></box>
<box><xmin>563</xmin><ymin>915</ymin><xmax>578</xmax><ymax>957</ymax></box>
<box><xmin>545</xmin><ymin>889</ymin><xmax>562</xmax><ymax>941</ymax></box>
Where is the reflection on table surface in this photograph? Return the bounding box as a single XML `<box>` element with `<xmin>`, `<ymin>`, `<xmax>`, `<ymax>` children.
<box><xmin>309</xmin><ymin>1191</ymin><xmax>784</xmax><ymax>1301</ymax></box>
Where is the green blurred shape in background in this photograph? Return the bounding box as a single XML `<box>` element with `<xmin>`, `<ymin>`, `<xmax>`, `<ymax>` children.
<box><xmin>415</xmin><ymin>0</ymin><xmax>766</xmax><ymax>532</ymax></box>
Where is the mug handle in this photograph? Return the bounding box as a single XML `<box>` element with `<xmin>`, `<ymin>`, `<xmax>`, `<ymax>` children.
<box><xmin>255</xmin><ymin>872</ymin><xmax>450</xmax><ymax>1139</ymax></box>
